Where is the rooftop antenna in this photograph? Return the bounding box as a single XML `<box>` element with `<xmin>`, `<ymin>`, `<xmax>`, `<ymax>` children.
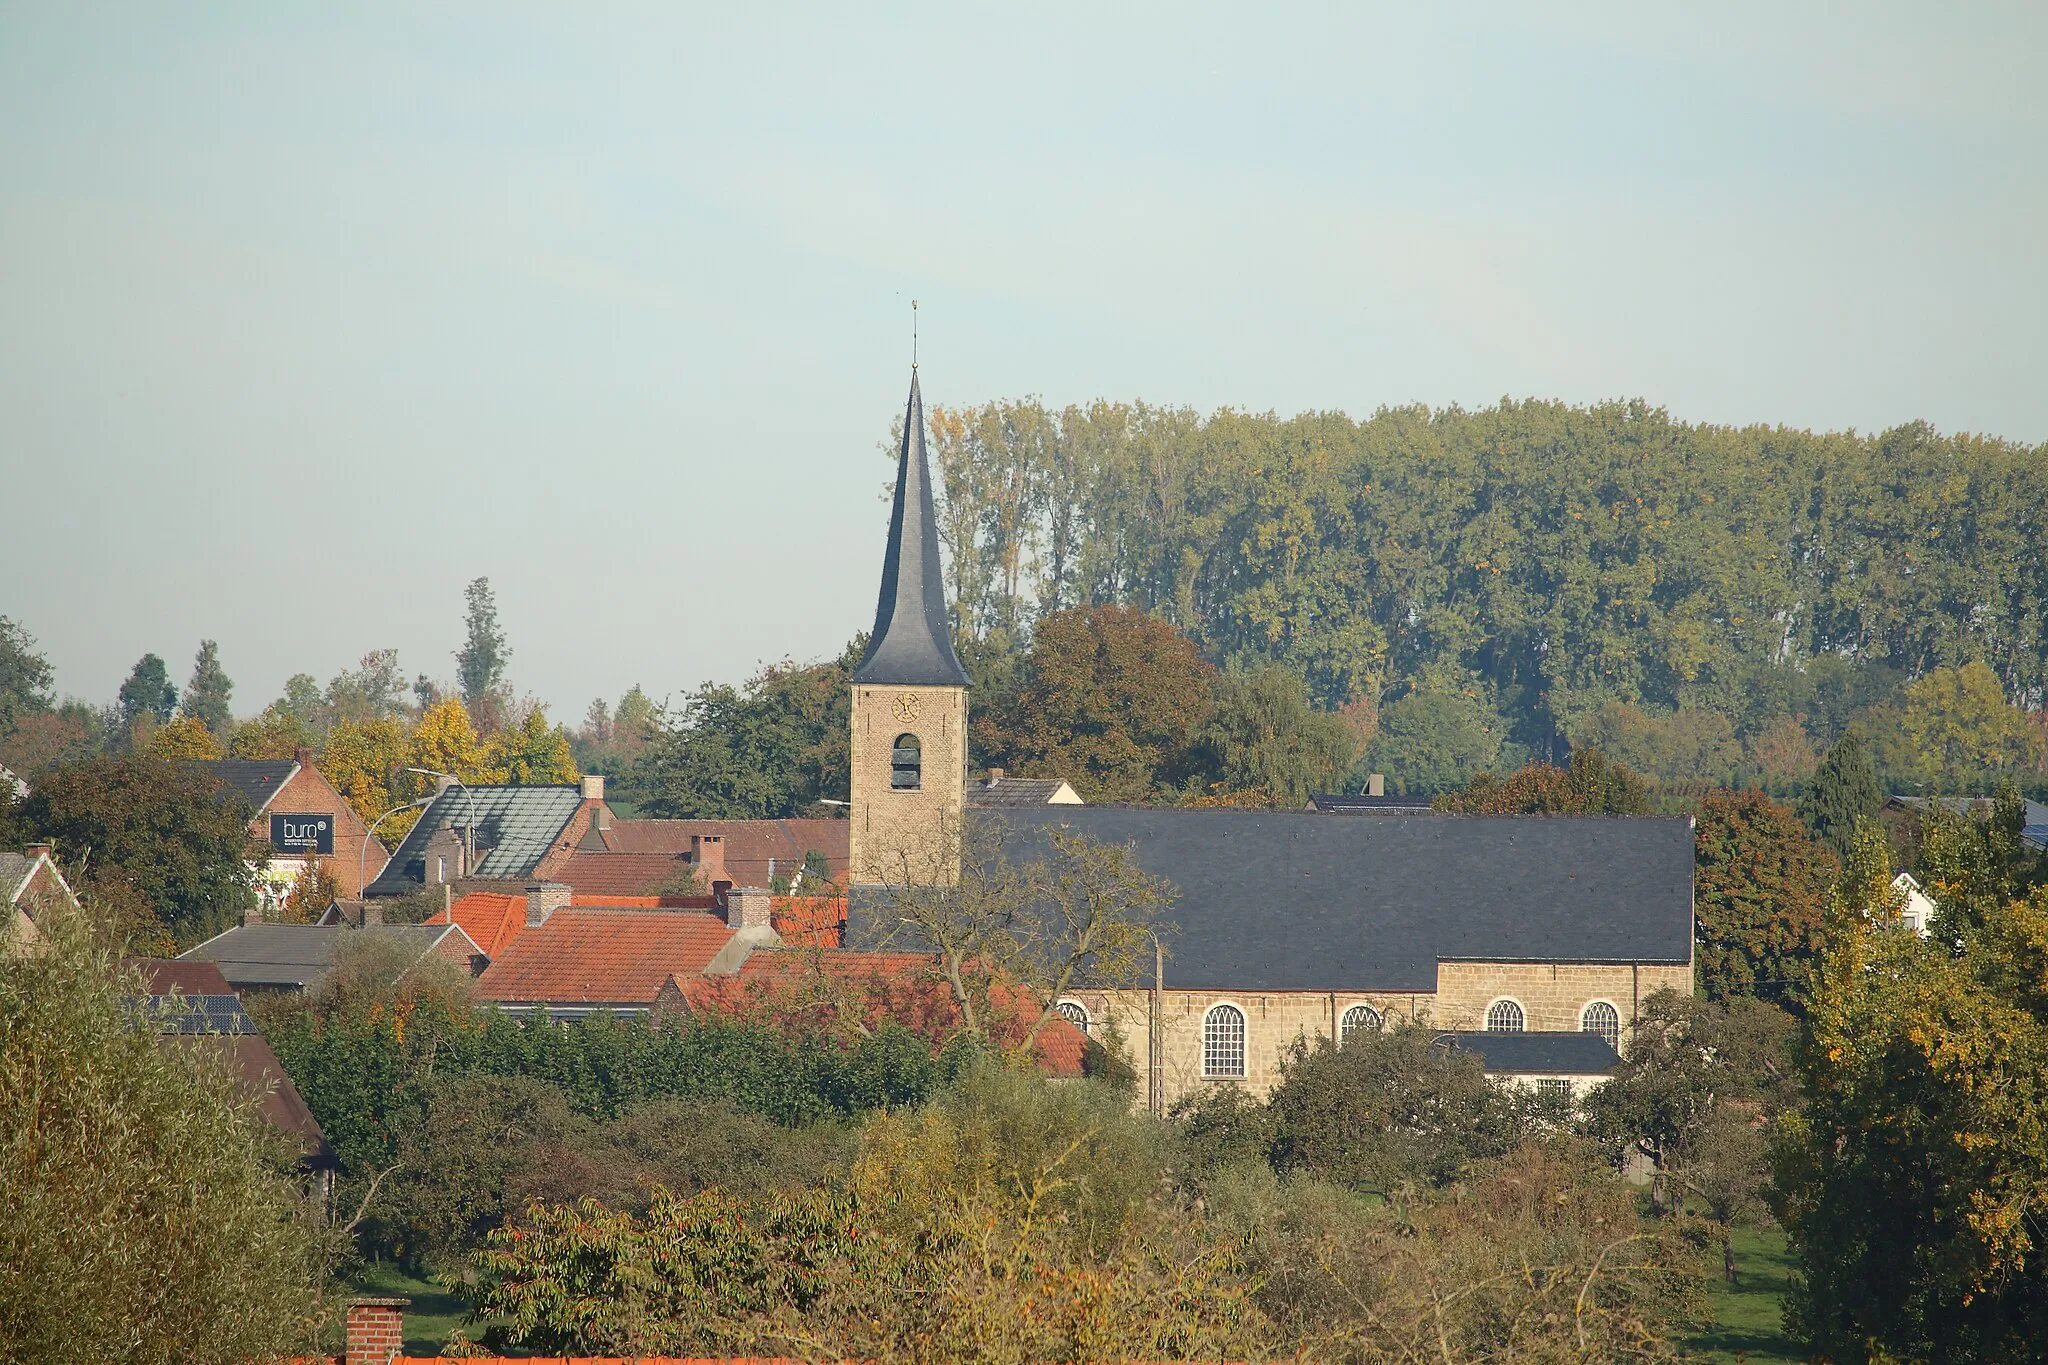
<box><xmin>911</xmin><ymin>298</ymin><xmax>918</xmax><ymax>369</ymax></box>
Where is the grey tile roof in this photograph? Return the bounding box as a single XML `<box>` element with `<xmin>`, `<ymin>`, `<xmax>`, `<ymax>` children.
<box><xmin>364</xmin><ymin>784</ymin><xmax>585</xmax><ymax>895</ymax></box>
<box><xmin>192</xmin><ymin>759</ymin><xmax>298</xmax><ymax>814</ymax></box>
<box><xmin>851</xmin><ymin>371</ymin><xmax>970</xmax><ymax>688</ymax></box>
<box><xmin>853</xmin><ymin>809</ymin><xmax>1695</xmax><ymax>993</ymax></box>
<box><xmin>965</xmin><ymin>777</ymin><xmax>1082</xmax><ymax>808</ymax></box>
<box><xmin>177</xmin><ymin>922</ymin><xmax>460</xmax><ymax>989</ymax></box>
<box><xmin>1889</xmin><ymin>795</ymin><xmax>2048</xmax><ymax>852</ymax></box>
<box><xmin>0</xmin><ymin>853</ymin><xmax>31</xmax><ymax>903</ymax></box>
<box><xmin>1433</xmin><ymin>1030</ymin><xmax>1620</xmax><ymax>1076</ymax></box>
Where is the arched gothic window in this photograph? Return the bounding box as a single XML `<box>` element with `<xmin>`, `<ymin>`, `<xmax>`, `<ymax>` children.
<box><xmin>1581</xmin><ymin>1001</ymin><xmax>1620</xmax><ymax>1050</ymax></box>
<box><xmin>1485</xmin><ymin>999</ymin><xmax>1526</xmax><ymax>1033</ymax></box>
<box><xmin>1054</xmin><ymin>999</ymin><xmax>1091</xmax><ymax>1035</ymax></box>
<box><xmin>1203</xmin><ymin>1004</ymin><xmax>1246</xmax><ymax>1078</ymax></box>
<box><xmin>890</xmin><ymin>733</ymin><xmax>922</xmax><ymax>790</ymax></box>
<box><xmin>1340</xmin><ymin>1004</ymin><xmax>1382</xmax><ymax>1041</ymax></box>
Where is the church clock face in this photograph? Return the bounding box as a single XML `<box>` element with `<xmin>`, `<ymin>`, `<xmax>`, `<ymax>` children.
<box><xmin>891</xmin><ymin>692</ymin><xmax>921</xmax><ymax>723</ymax></box>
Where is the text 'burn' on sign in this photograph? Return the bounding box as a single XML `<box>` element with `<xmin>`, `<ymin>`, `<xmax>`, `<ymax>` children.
<box><xmin>270</xmin><ymin>813</ymin><xmax>335</xmax><ymax>855</ymax></box>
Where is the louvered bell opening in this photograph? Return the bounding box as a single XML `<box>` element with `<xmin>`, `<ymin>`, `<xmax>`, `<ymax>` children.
<box><xmin>890</xmin><ymin>735</ymin><xmax>922</xmax><ymax>790</ymax></box>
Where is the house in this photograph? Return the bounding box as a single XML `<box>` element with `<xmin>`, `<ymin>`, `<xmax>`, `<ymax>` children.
<box><xmin>475</xmin><ymin>888</ymin><xmax>756</xmax><ymax>1019</ymax></box>
<box><xmin>1431</xmin><ymin>1030</ymin><xmax>1621</xmax><ymax>1102</ymax></box>
<box><xmin>422</xmin><ymin>884</ymin><xmax>719</xmax><ymax>959</ymax></box>
<box><xmin>194</xmin><ymin>752</ymin><xmax>390</xmax><ymax>901</ymax></box>
<box><xmin>176</xmin><ymin>919</ymin><xmax>484</xmax><ymax>992</ymax></box>
<box><xmin>1884</xmin><ymin>794</ymin><xmax>2048</xmax><ymax>853</ymax></box>
<box><xmin>1891</xmin><ymin>871</ymin><xmax>1938</xmax><ymax>936</ymax></box>
<box><xmin>966</xmin><ymin>770</ymin><xmax>1084</xmax><ymax>808</ymax></box>
<box><xmin>839</xmin><ymin>369</ymin><xmax>1696</xmax><ymax>1111</ymax></box>
<box><xmin>124</xmin><ymin>958</ymin><xmax>336</xmax><ymax>1180</ymax></box>
<box><xmin>1</xmin><ymin>842</ymin><xmax>78</xmax><ymax>953</ymax></box>
<box><xmin>563</xmin><ymin>815</ymin><xmax>851</xmax><ymax>891</ymax></box>
<box><xmin>363</xmin><ymin>775</ymin><xmax>615</xmax><ymax>898</ymax></box>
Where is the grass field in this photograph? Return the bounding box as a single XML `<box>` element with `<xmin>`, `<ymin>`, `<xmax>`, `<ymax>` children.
<box><xmin>343</xmin><ymin>1262</ymin><xmax>475</xmax><ymax>1357</ymax></box>
<box><xmin>1688</xmin><ymin>1225</ymin><xmax>1803</xmax><ymax>1363</ymax></box>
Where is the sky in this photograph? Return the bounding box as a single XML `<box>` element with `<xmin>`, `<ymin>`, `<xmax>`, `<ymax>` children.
<box><xmin>2</xmin><ymin>2</ymin><xmax>2044</xmax><ymax>723</ymax></box>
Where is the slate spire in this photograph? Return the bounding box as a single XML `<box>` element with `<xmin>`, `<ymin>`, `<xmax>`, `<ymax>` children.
<box><xmin>852</xmin><ymin>370</ymin><xmax>970</xmax><ymax>687</ymax></box>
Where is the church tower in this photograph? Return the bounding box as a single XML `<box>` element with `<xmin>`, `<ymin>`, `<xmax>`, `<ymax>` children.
<box><xmin>848</xmin><ymin>369</ymin><xmax>970</xmax><ymax>886</ymax></box>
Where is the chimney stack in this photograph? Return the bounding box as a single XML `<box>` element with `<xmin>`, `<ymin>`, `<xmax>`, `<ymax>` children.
<box><xmin>525</xmin><ymin>882</ymin><xmax>571</xmax><ymax>928</ymax></box>
<box><xmin>358</xmin><ymin>902</ymin><xmax>383</xmax><ymax>927</ymax></box>
<box><xmin>725</xmin><ymin>885</ymin><xmax>777</xmax><ymax>935</ymax></box>
<box><xmin>344</xmin><ymin>1298</ymin><xmax>408</xmax><ymax>1365</ymax></box>
<box><xmin>688</xmin><ymin>833</ymin><xmax>727</xmax><ymax>887</ymax></box>
<box><xmin>293</xmin><ymin>746</ymin><xmax>316</xmax><ymax>770</ymax></box>
<box><xmin>580</xmin><ymin>774</ymin><xmax>606</xmax><ymax>802</ymax></box>
<box><xmin>985</xmin><ymin>768</ymin><xmax>1004</xmax><ymax>787</ymax></box>
<box><xmin>242</xmin><ymin>908</ymin><xmax>265</xmax><ymax>927</ymax></box>
<box><xmin>24</xmin><ymin>842</ymin><xmax>51</xmax><ymax>862</ymax></box>
<box><xmin>1367</xmin><ymin>772</ymin><xmax>1385</xmax><ymax>797</ymax></box>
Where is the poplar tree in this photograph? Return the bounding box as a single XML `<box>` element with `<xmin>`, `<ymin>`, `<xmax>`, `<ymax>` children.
<box><xmin>454</xmin><ymin>576</ymin><xmax>509</xmax><ymax>710</ymax></box>
<box><xmin>116</xmin><ymin>654</ymin><xmax>177</xmax><ymax>729</ymax></box>
<box><xmin>180</xmin><ymin>640</ymin><xmax>234</xmax><ymax>735</ymax></box>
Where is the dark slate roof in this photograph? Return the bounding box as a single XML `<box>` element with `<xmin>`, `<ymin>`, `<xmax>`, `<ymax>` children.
<box><xmin>1310</xmin><ymin>793</ymin><xmax>1436</xmax><ymax>815</ymax></box>
<box><xmin>853</xmin><ymin>809</ymin><xmax>1694</xmax><ymax>993</ymax></box>
<box><xmin>364</xmin><ymin>784</ymin><xmax>585</xmax><ymax>896</ymax></box>
<box><xmin>851</xmin><ymin>371</ymin><xmax>970</xmax><ymax>688</ymax></box>
<box><xmin>176</xmin><ymin>922</ymin><xmax>459</xmax><ymax>989</ymax></box>
<box><xmin>193</xmin><ymin>759</ymin><xmax>298</xmax><ymax>814</ymax></box>
<box><xmin>1433</xmin><ymin>1030</ymin><xmax>1621</xmax><ymax>1076</ymax></box>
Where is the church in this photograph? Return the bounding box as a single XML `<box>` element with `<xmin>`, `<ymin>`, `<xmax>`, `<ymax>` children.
<box><xmin>843</xmin><ymin>370</ymin><xmax>1696</xmax><ymax>1111</ymax></box>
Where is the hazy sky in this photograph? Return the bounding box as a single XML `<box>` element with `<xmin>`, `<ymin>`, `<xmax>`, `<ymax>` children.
<box><xmin>3</xmin><ymin>3</ymin><xmax>2043</xmax><ymax>723</ymax></box>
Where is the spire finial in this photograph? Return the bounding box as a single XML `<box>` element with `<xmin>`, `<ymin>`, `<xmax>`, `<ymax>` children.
<box><xmin>911</xmin><ymin>298</ymin><xmax>918</xmax><ymax>370</ymax></box>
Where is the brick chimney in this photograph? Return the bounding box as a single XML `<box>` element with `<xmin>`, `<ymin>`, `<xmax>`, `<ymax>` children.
<box><xmin>580</xmin><ymin>773</ymin><xmax>606</xmax><ymax>801</ymax></box>
<box><xmin>358</xmin><ymin>901</ymin><xmax>383</xmax><ymax>927</ymax></box>
<box><xmin>726</xmin><ymin>885</ymin><xmax>775</xmax><ymax>933</ymax></box>
<box><xmin>293</xmin><ymin>746</ymin><xmax>316</xmax><ymax>771</ymax></box>
<box><xmin>24</xmin><ymin>842</ymin><xmax>51</xmax><ymax>862</ymax></box>
<box><xmin>985</xmin><ymin>767</ymin><xmax>1004</xmax><ymax>787</ymax></box>
<box><xmin>525</xmin><ymin>882</ymin><xmax>571</xmax><ymax>928</ymax></box>
<box><xmin>242</xmin><ymin>908</ymin><xmax>265</xmax><ymax>927</ymax></box>
<box><xmin>688</xmin><ymin>833</ymin><xmax>727</xmax><ymax>886</ymax></box>
<box><xmin>344</xmin><ymin>1297</ymin><xmax>408</xmax><ymax>1365</ymax></box>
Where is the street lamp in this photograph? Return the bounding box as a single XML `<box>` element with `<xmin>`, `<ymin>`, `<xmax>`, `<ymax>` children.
<box><xmin>405</xmin><ymin>767</ymin><xmax>478</xmax><ymax>876</ymax></box>
<box><xmin>361</xmin><ymin>795</ymin><xmax>435</xmax><ymax>900</ymax></box>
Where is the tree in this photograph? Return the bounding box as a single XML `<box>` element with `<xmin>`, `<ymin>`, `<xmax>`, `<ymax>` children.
<box><xmin>454</xmin><ymin>577</ymin><xmax>509</xmax><ymax>715</ymax></box>
<box><xmin>1186</xmin><ymin>667</ymin><xmax>1357</xmax><ymax>806</ymax></box>
<box><xmin>1434</xmin><ymin>748</ymin><xmax>1653</xmax><ymax>814</ymax></box>
<box><xmin>1361</xmin><ymin>687</ymin><xmax>1503</xmax><ymax>795</ymax></box>
<box><xmin>1797</xmin><ymin>732</ymin><xmax>1883</xmax><ymax>861</ymax></box>
<box><xmin>1914</xmin><ymin>780</ymin><xmax>2048</xmax><ymax>942</ymax></box>
<box><xmin>880</xmin><ymin>820</ymin><xmax>1171</xmax><ymax>1059</ymax></box>
<box><xmin>409</xmin><ymin>698</ymin><xmax>489</xmax><ymax>784</ymax></box>
<box><xmin>143</xmin><ymin>714</ymin><xmax>224</xmax><ymax>760</ymax></box>
<box><xmin>485</xmin><ymin>704</ymin><xmax>578</xmax><ymax>785</ymax></box>
<box><xmin>15</xmin><ymin>757</ymin><xmax>257</xmax><ymax>946</ymax></box>
<box><xmin>325</xmin><ymin>649</ymin><xmax>408</xmax><ymax>724</ymax></box>
<box><xmin>0</xmin><ymin>900</ymin><xmax>321</xmax><ymax>1362</ymax></box>
<box><xmin>1776</xmin><ymin>823</ymin><xmax>2048</xmax><ymax>1360</ymax></box>
<box><xmin>179</xmin><ymin>640</ymin><xmax>234</xmax><ymax>735</ymax></box>
<box><xmin>1570</xmin><ymin>703</ymin><xmax>1742</xmax><ymax>785</ymax></box>
<box><xmin>1692</xmin><ymin>788</ymin><xmax>1836</xmax><ymax>1002</ymax></box>
<box><xmin>1263</xmin><ymin>1027</ymin><xmax>1527</xmax><ymax>1193</ymax></box>
<box><xmin>973</xmin><ymin>605</ymin><xmax>1214</xmax><ymax>803</ymax></box>
<box><xmin>1747</xmin><ymin>713</ymin><xmax>1818</xmax><ymax>789</ymax></box>
<box><xmin>0</xmin><ymin>616</ymin><xmax>54</xmax><ymax>735</ymax></box>
<box><xmin>116</xmin><ymin>653</ymin><xmax>177</xmax><ymax>729</ymax></box>
<box><xmin>1896</xmin><ymin>660</ymin><xmax>2045</xmax><ymax>789</ymax></box>
<box><xmin>640</xmin><ymin>647</ymin><xmax>856</xmax><ymax>819</ymax></box>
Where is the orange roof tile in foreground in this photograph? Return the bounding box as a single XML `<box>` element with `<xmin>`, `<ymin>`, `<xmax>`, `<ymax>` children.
<box><xmin>428</xmin><ymin>890</ymin><xmax>720</xmax><ymax>959</ymax></box>
<box><xmin>477</xmin><ymin>908</ymin><xmax>736</xmax><ymax>1007</ymax></box>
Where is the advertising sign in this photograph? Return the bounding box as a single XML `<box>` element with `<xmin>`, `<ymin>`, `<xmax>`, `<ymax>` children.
<box><xmin>270</xmin><ymin>812</ymin><xmax>336</xmax><ymax>855</ymax></box>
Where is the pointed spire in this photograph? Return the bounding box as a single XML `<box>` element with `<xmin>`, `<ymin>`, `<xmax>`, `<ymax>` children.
<box><xmin>853</xmin><ymin>370</ymin><xmax>970</xmax><ymax>688</ymax></box>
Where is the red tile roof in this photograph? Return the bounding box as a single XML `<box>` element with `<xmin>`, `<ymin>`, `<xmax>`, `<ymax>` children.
<box><xmin>550</xmin><ymin>850</ymin><xmax>700</xmax><ymax>898</ymax></box>
<box><xmin>427</xmin><ymin>890</ymin><xmax>715</xmax><ymax>959</ymax></box>
<box><xmin>602</xmin><ymin>818</ymin><xmax>850</xmax><ymax>883</ymax></box>
<box><xmin>477</xmin><ymin>908</ymin><xmax>736</xmax><ymax>1007</ymax></box>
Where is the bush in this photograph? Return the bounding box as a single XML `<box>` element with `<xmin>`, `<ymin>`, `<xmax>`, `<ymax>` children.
<box><xmin>0</xmin><ymin>898</ymin><xmax>322</xmax><ymax>1362</ymax></box>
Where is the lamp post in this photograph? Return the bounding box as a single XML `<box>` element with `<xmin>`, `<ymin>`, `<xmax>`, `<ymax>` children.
<box><xmin>361</xmin><ymin>795</ymin><xmax>434</xmax><ymax>899</ymax></box>
<box><xmin>405</xmin><ymin>767</ymin><xmax>478</xmax><ymax>876</ymax></box>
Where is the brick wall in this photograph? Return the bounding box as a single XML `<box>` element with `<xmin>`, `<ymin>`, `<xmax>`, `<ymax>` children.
<box><xmin>344</xmin><ymin>1298</ymin><xmax>406</xmax><ymax>1365</ymax></box>
<box><xmin>849</xmin><ymin>685</ymin><xmax>966</xmax><ymax>886</ymax></box>
<box><xmin>1433</xmin><ymin>959</ymin><xmax>1693</xmax><ymax>1038</ymax></box>
<box><xmin>263</xmin><ymin>761</ymin><xmax>388</xmax><ymax>898</ymax></box>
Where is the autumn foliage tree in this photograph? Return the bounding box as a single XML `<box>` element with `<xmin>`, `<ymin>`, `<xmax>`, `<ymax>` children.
<box><xmin>1433</xmin><ymin>749</ymin><xmax>1653</xmax><ymax>815</ymax></box>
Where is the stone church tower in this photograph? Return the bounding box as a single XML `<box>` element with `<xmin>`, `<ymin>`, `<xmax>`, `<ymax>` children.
<box><xmin>848</xmin><ymin>370</ymin><xmax>970</xmax><ymax>886</ymax></box>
